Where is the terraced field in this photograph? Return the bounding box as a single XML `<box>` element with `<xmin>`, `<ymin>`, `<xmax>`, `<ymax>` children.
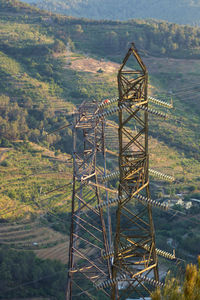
<box><xmin>0</xmin><ymin>219</ymin><xmax>69</xmax><ymax>263</ymax></box>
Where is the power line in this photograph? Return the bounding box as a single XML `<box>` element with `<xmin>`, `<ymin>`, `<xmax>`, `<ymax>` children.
<box><xmin>0</xmin><ymin>182</ymin><xmax>73</xmax><ymax>218</ymax></box>
<box><xmin>3</xmin><ymin>269</ymin><xmax>66</xmax><ymax>293</ymax></box>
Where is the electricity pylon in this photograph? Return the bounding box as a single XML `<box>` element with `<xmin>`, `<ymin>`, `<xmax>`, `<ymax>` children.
<box><xmin>66</xmin><ymin>101</ymin><xmax>112</xmax><ymax>299</ymax></box>
<box><xmin>66</xmin><ymin>44</ymin><xmax>176</xmax><ymax>300</ymax></box>
<box><xmin>111</xmin><ymin>43</ymin><xmax>159</xmax><ymax>299</ymax></box>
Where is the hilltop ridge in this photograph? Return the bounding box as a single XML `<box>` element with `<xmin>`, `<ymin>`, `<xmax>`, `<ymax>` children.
<box><xmin>20</xmin><ymin>0</ymin><xmax>200</xmax><ymax>25</ymax></box>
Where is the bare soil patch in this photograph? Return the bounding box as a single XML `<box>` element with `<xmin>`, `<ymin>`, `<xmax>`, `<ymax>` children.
<box><xmin>64</xmin><ymin>52</ymin><xmax>120</xmax><ymax>74</ymax></box>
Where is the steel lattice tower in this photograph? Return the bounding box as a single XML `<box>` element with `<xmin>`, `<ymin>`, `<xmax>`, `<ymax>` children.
<box><xmin>66</xmin><ymin>44</ymin><xmax>175</xmax><ymax>300</ymax></box>
<box><xmin>66</xmin><ymin>101</ymin><xmax>112</xmax><ymax>299</ymax></box>
<box><xmin>111</xmin><ymin>44</ymin><xmax>159</xmax><ymax>299</ymax></box>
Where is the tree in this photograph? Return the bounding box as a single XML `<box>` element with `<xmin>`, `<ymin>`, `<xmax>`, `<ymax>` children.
<box><xmin>152</xmin><ymin>256</ymin><xmax>200</xmax><ymax>300</ymax></box>
<box><xmin>53</xmin><ymin>39</ymin><xmax>66</xmax><ymax>53</ymax></box>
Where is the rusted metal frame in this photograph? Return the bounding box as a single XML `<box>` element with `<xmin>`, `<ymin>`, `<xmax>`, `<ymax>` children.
<box><xmin>94</xmin><ymin>171</ymin><xmax>112</xmax><ymax>278</ymax></box>
<box><xmin>121</xmin><ymin>70</ymin><xmax>143</xmax><ymax>74</ymax></box>
<box><xmin>81</xmin><ymin>190</ymin><xmax>95</xmax><ymax>205</ymax></box>
<box><xmin>129</xmin><ymin>181</ymin><xmax>149</xmax><ymax>199</ymax></box>
<box><xmin>72</xmin><ymin>247</ymin><xmax>108</xmax><ymax>277</ymax></box>
<box><xmin>120</xmin><ymin>272</ymin><xmax>150</xmax><ymax>300</ymax></box>
<box><xmin>77</xmin><ymin>154</ymin><xmax>95</xmax><ymax>175</ymax></box>
<box><xmin>95</xmin><ymin>165</ymin><xmax>104</xmax><ymax>177</ymax></box>
<box><xmin>74</xmin><ymin>271</ymin><xmax>108</xmax><ymax>298</ymax></box>
<box><xmin>119</xmin><ymin>210</ymin><xmax>150</xmax><ymax>234</ymax></box>
<box><xmin>111</xmin><ymin>262</ymin><xmax>150</xmax><ymax>300</ymax></box>
<box><xmin>147</xmin><ymin>241</ymin><xmax>154</xmax><ymax>269</ymax></box>
<box><xmin>73</xmin><ymin>218</ymin><xmax>103</xmax><ymax>244</ymax></box>
<box><xmin>121</xmin><ymin>205</ymin><xmax>151</xmax><ymax>229</ymax></box>
<box><xmin>85</xmin><ymin>116</ymin><xmax>112</xmax><ymax>280</ymax></box>
<box><xmin>121</xmin><ymin>109</ymin><xmax>139</xmax><ymax>127</ymax></box>
<box><xmin>121</xmin><ymin>155</ymin><xmax>146</xmax><ymax>167</ymax></box>
<box><xmin>80</xmin><ymin>206</ymin><xmax>105</xmax><ymax>228</ymax></box>
<box><xmin>140</xmin><ymin>80</ymin><xmax>146</xmax><ymax>96</ymax></box>
<box><xmin>112</xmin><ymin>45</ymin><xmax>159</xmax><ymax>299</ymax></box>
<box><xmin>106</xmin><ymin>121</ymin><xmax>119</xmax><ymax>129</ymax></box>
<box><xmin>121</xmin><ymin>201</ymin><xmax>149</xmax><ymax>222</ymax></box>
<box><xmin>66</xmin><ymin>118</ymin><xmax>78</xmax><ymax>300</ymax></box>
<box><xmin>118</xmin><ymin>48</ymin><xmax>133</xmax><ymax>74</ymax></box>
<box><xmin>147</xmin><ymin>200</ymin><xmax>159</xmax><ymax>280</ymax></box>
<box><xmin>70</xmin><ymin>252</ymin><xmax>104</xmax><ymax>278</ymax></box>
<box><xmin>124</xmin><ymin>238</ymin><xmax>153</xmax><ymax>252</ymax></box>
<box><xmin>121</xmin><ymin>77</ymin><xmax>146</xmax><ymax>100</ymax></box>
<box><xmin>106</xmin><ymin>149</ymin><xmax>118</xmax><ymax>157</ymax></box>
<box><xmin>121</xmin><ymin>127</ymin><xmax>145</xmax><ymax>152</ymax></box>
<box><xmin>121</xmin><ymin>135</ymin><xmax>145</xmax><ymax>153</ymax></box>
<box><xmin>74</xmin><ymin>154</ymin><xmax>93</xmax><ymax>174</ymax></box>
<box><xmin>126</xmin><ymin>237</ymin><xmax>154</xmax><ymax>253</ymax></box>
<box><xmin>67</xmin><ymin>103</ymin><xmax>110</xmax><ymax>298</ymax></box>
<box><xmin>85</xmin><ymin>136</ymin><xmax>96</xmax><ymax>149</ymax></box>
<box><xmin>121</xmin><ymin>108</ymin><xmax>144</xmax><ymax>129</ymax></box>
<box><xmin>119</xmin><ymin>236</ymin><xmax>152</xmax><ymax>248</ymax></box>
<box><xmin>121</xmin><ymin>73</ymin><xmax>144</xmax><ymax>90</ymax></box>
<box><xmin>71</xmin><ymin>280</ymin><xmax>96</xmax><ymax>300</ymax></box>
<box><xmin>81</xmin><ymin>188</ymin><xmax>95</xmax><ymax>201</ymax></box>
<box><xmin>111</xmin><ymin>112</ymin><xmax>123</xmax><ymax>299</ymax></box>
<box><xmin>120</xmin><ymin>74</ymin><xmax>145</xmax><ymax>94</ymax></box>
<box><xmin>123</xmin><ymin>167</ymin><xmax>144</xmax><ymax>181</ymax></box>
<box><xmin>131</xmin><ymin>110</ymin><xmax>146</xmax><ymax>127</ymax></box>
<box><xmin>144</xmin><ymin>76</ymin><xmax>159</xmax><ymax>281</ymax></box>
<box><xmin>80</xmin><ymin>270</ymin><xmax>103</xmax><ymax>289</ymax></box>
<box><xmin>102</xmin><ymin>119</ymin><xmax>113</xmax><ymax>253</ymax></box>
<box><xmin>81</xmin><ymin>172</ymin><xmax>96</xmax><ymax>182</ymax></box>
<box><xmin>89</xmin><ymin>181</ymin><xmax>118</xmax><ymax>194</ymax></box>
<box><xmin>121</xmin><ymin>126</ymin><xmax>145</xmax><ymax>152</ymax></box>
<box><xmin>75</xmin><ymin>194</ymin><xmax>99</xmax><ymax>216</ymax></box>
<box><xmin>123</xmin><ymin>165</ymin><xmax>145</xmax><ymax>180</ymax></box>
<box><xmin>80</xmin><ymin>208</ymin><xmax>103</xmax><ymax>229</ymax></box>
<box><xmin>130</xmin><ymin>43</ymin><xmax>147</xmax><ymax>72</ymax></box>
<box><xmin>120</xmin><ymin>73</ymin><xmax>132</xmax><ymax>84</ymax></box>
<box><xmin>131</xmin><ymin>263</ymin><xmax>157</xmax><ymax>279</ymax></box>
<box><xmin>74</xmin><ymin>213</ymin><xmax>102</xmax><ymax>233</ymax></box>
<box><xmin>122</xmin><ymin>126</ymin><xmax>145</xmax><ymax>144</ymax></box>
<box><xmin>124</xmin><ymin>158</ymin><xmax>146</xmax><ymax>172</ymax></box>
<box><xmin>120</xmin><ymin>276</ymin><xmax>150</xmax><ymax>300</ymax></box>
<box><xmin>73</xmin><ymin>233</ymin><xmax>102</xmax><ymax>251</ymax></box>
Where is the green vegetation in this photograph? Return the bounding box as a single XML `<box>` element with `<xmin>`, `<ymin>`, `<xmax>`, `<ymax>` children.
<box><xmin>0</xmin><ymin>246</ymin><xmax>66</xmax><ymax>299</ymax></box>
<box><xmin>0</xmin><ymin>0</ymin><xmax>200</xmax><ymax>298</ymax></box>
<box><xmin>3</xmin><ymin>0</ymin><xmax>200</xmax><ymax>59</ymax></box>
<box><xmin>152</xmin><ymin>256</ymin><xmax>200</xmax><ymax>299</ymax></box>
<box><xmin>21</xmin><ymin>0</ymin><xmax>200</xmax><ymax>25</ymax></box>
<box><xmin>0</xmin><ymin>141</ymin><xmax>72</xmax><ymax>220</ymax></box>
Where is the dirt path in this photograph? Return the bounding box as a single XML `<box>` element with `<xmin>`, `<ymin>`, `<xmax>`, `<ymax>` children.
<box><xmin>0</xmin><ymin>148</ymin><xmax>11</xmax><ymax>162</ymax></box>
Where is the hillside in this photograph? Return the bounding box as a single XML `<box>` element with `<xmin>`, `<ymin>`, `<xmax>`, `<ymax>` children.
<box><xmin>0</xmin><ymin>0</ymin><xmax>200</xmax><ymax>298</ymax></box>
<box><xmin>21</xmin><ymin>0</ymin><xmax>200</xmax><ymax>25</ymax></box>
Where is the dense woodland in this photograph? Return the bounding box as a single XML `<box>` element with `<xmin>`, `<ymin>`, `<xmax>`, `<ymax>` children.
<box><xmin>0</xmin><ymin>246</ymin><xmax>66</xmax><ymax>298</ymax></box>
<box><xmin>21</xmin><ymin>0</ymin><xmax>200</xmax><ymax>25</ymax></box>
<box><xmin>0</xmin><ymin>0</ymin><xmax>200</xmax><ymax>298</ymax></box>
